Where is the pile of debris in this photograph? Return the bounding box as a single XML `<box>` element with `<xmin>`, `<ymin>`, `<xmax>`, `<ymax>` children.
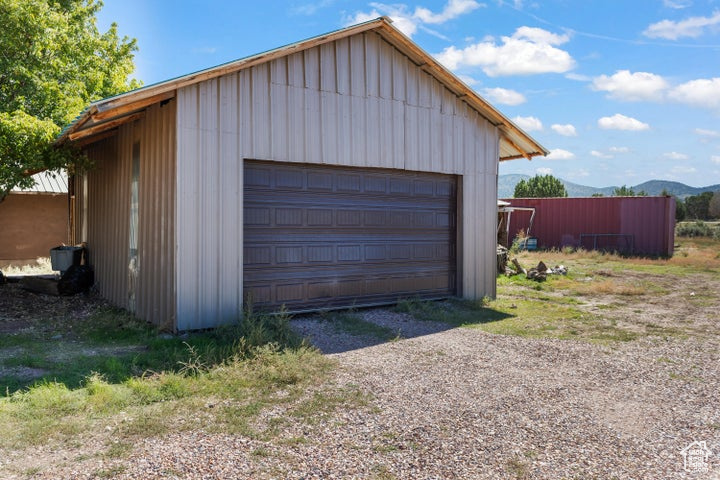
<box><xmin>507</xmin><ymin>257</ymin><xmax>568</xmax><ymax>281</ymax></box>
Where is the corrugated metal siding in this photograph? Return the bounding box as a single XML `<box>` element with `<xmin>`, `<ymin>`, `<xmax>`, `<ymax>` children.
<box><xmin>79</xmin><ymin>135</ymin><xmax>130</xmax><ymax>308</ymax></box>
<box><xmin>77</xmin><ymin>101</ymin><xmax>177</xmax><ymax>327</ymax></box>
<box><xmin>12</xmin><ymin>170</ymin><xmax>69</xmax><ymax>193</ymax></box>
<box><xmin>503</xmin><ymin>197</ymin><xmax>675</xmax><ymax>256</ymax></box>
<box><xmin>176</xmin><ymin>31</ymin><xmax>499</xmax><ymax>330</ymax></box>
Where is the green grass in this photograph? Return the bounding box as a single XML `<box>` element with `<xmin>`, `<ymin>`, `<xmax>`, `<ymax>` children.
<box><xmin>0</xmin><ymin>304</ymin><xmax>351</xmax><ymax>461</ymax></box>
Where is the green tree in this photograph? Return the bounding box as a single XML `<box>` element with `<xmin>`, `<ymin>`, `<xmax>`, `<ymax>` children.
<box><xmin>685</xmin><ymin>191</ymin><xmax>714</xmax><ymax>220</ymax></box>
<box><xmin>0</xmin><ymin>0</ymin><xmax>139</xmax><ymax>201</ymax></box>
<box><xmin>513</xmin><ymin>174</ymin><xmax>568</xmax><ymax>198</ymax></box>
<box><xmin>709</xmin><ymin>191</ymin><xmax>720</xmax><ymax>219</ymax></box>
<box><xmin>613</xmin><ymin>185</ymin><xmax>648</xmax><ymax>196</ymax></box>
<box><xmin>675</xmin><ymin>197</ymin><xmax>686</xmax><ymax>222</ymax></box>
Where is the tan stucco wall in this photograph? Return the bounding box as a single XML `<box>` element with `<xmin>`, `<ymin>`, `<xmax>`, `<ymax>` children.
<box><xmin>0</xmin><ymin>193</ymin><xmax>68</xmax><ymax>263</ymax></box>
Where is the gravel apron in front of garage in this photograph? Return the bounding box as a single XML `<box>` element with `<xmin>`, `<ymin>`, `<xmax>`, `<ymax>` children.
<box><xmin>94</xmin><ymin>308</ymin><xmax>720</xmax><ymax>480</ymax></box>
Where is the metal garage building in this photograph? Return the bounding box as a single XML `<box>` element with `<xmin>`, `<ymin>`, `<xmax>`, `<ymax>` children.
<box><xmin>56</xmin><ymin>17</ymin><xmax>546</xmax><ymax>331</ymax></box>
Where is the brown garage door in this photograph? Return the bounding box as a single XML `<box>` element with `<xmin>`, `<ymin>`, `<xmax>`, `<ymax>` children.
<box><xmin>243</xmin><ymin>160</ymin><xmax>457</xmax><ymax>312</ymax></box>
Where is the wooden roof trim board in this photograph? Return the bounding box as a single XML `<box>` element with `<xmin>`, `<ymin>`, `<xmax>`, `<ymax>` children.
<box><xmin>56</xmin><ymin>17</ymin><xmax>547</xmax><ymax>160</ymax></box>
<box><xmin>68</xmin><ymin>112</ymin><xmax>145</xmax><ymax>142</ymax></box>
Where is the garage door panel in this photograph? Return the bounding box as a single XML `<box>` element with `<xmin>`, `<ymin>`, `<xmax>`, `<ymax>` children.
<box><xmin>244</xmin><ymin>160</ymin><xmax>456</xmax><ymax>312</ymax></box>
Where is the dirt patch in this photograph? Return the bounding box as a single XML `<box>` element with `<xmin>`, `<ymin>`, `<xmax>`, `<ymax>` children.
<box><xmin>575</xmin><ymin>272</ymin><xmax>720</xmax><ymax>336</ymax></box>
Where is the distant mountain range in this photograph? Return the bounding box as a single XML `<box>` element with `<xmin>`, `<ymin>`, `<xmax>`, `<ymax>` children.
<box><xmin>498</xmin><ymin>174</ymin><xmax>720</xmax><ymax>200</ymax></box>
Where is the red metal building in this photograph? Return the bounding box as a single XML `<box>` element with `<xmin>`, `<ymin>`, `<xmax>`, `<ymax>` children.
<box><xmin>501</xmin><ymin>196</ymin><xmax>676</xmax><ymax>256</ymax></box>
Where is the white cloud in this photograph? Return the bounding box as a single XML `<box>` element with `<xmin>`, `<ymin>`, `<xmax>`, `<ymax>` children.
<box><xmin>609</xmin><ymin>146</ymin><xmax>630</xmax><ymax>153</ymax></box>
<box><xmin>591</xmin><ymin>70</ymin><xmax>669</xmax><ymax>102</ymax></box>
<box><xmin>664</xmin><ymin>151</ymin><xmax>690</xmax><ymax>160</ymax></box>
<box><xmin>481</xmin><ymin>87</ymin><xmax>526</xmax><ymax>105</ymax></box>
<box><xmin>669</xmin><ymin>78</ymin><xmax>720</xmax><ymax>109</ymax></box>
<box><xmin>536</xmin><ymin>167</ymin><xmax>553</xmax><ymax>175</ymax></box>
<box><xmin>344</xmin><ymin>4</ymin><xmax>418</xmax><ymax>36</ymax></box>
<box><xmin>591</xmin><ymin>150</ymin><xmax>613</xmax><ymax>159</ymax></box>
<box><xmin>565</xmin><ymin>73</ymin><xmax>592</xmax><ymax>82</ymax></box>
<box><xmin>711</xmin><ymin>155</ymin><xmax>720</xmax><ymax>164</ymax></box>
<box><xmin>695</xmin><ymin>128</ymin><xmax>720</xmax><ymax>137</ymax></box>
<box><xmin>671</xmin><ymin>165</ymin><xmax>697</xmax><ymax>174</ymax></box>
<box><xmin>546</xmin><ymin>148</ymin><xmax>575</xmax><ymax>160</ymax></box>
<box><xmin>551</xmin><ymin>124</ymin><xmax>577</xmax><ymax>136</ymax></box>
<box><xmin>457</xmin><ymin>74</ymin><xmax>480</xmax><ymax>86</ymax></box>
<box><xmin>664</xmin><ymin>0</ymin><xmax>692</xmax><ymax>8</ymax></box>
<box><xmin>643</xmin><ymin>10</ymin><xmax>720</xmax><ymax>40</ymax></box>
<box><xmin>568</xmin><ymin>169</ymin><xmax>590</xmax><ymax>178</ymax></box>
<box><xmin>345</xmin><ymin>0</ymin><xmax>483</xmax><ymax>38</ymax></box>
<box><xmin>414</xmin><ymin>0</ymin><xmax>483</xmax><ymax>24</ymax></box>
<box><xmin>435</xmin><ymin>26</ymin><xmax>575</xmax><ymax>76</ymax></box>
<box><xmin>512</xmin><ymin>115</ymin><xmax>543</xmax><ymax>131</ymax></box>
<box><xmin>598</xmin><ymin>114</ymin><xmax>650</xmax><ymax>131</ymax></box>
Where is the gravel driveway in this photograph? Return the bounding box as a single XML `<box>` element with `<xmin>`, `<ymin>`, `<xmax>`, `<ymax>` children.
<box><xmin>81</xmin><ymin>308</ymin><xmax>719</xmax><ymax>480</ymax></box>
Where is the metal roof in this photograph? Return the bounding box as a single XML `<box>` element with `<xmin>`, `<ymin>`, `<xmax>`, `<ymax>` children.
<box><xmin>56</xmin><ymin>17</ymin><xmax>547</xmax><ymax>161</ymax></box>
<box><xmin>12</xmin><ymin>170</ymin><xmax>68</xmax><ymax>193</ymax></box>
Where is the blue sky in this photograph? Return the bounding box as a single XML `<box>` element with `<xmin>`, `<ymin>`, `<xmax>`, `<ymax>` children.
<box><xmin>97</xmin><ymin>0</ymin><xmax>720</xmax><ymax>188</ymax></box>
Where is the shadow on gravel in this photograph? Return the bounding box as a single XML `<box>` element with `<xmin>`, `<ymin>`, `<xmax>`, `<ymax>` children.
<box><xmin>290</xmin><ymin>299</ymin><xmax>513</xmax><ymax>354</ymax></box>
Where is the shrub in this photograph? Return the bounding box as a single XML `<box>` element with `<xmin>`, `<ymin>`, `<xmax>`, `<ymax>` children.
<box><xmin>676</xmin><ymin>221</ymin><xmax>716</xmax><ymax>237</ymax></box>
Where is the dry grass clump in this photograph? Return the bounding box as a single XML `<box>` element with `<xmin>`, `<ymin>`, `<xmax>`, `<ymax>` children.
<box><xmin>1</xmin><ymin>257</ymin><xmax>54</xmax><ymax>276</ymax></box>
<box><xmin>577</xmin><ymin>279</ymin><xmax>647</xmax><ymax>296</ymax></box>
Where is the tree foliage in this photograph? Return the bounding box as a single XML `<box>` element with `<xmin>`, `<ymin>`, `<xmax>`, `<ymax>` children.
<box><xmin>613</xmin><ymin>185</ymin><xmax>647</xmax><ymax>197</ymax></box>
<box><xmin>685</xmin><ymin>191</ymin><xmax>714</xmax><ymax>220</ymax></box>
<box><xmin>708</xmin><ymin>191</ymin><xmax>720</xmax><ymax>219</ymax></box>
<box><xmin>0</xmin><ymin>0</ymin><xmax>139</xmax><ymax>200</ymax></box>
<box><xmin>513</xmin><ymin>174</ymin><xmax>568</xmax><ymax>198</ymax></box>
<box><xmin>675</xmin><ymin>197</ymin><xmax>687</xmax><ymax>222</ymax></box>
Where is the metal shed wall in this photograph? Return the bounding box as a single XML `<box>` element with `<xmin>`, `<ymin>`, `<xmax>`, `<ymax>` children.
<box><xmin>176</xmin><ymin>31</ymin><xmax>499</xmax><ymax>330</ymax></box>
<box><xmin>502</xmin><ymin>196</ymin><xmax>676</xmax><ymax>256</ymax></box>
<box><xmin>76</xmin><ymin>101</ymin><xmax>177</xmax><ymax>327</ymax></box>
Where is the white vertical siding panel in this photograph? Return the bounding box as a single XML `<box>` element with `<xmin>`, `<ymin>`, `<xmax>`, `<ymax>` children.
<box><xmin>270</xmin><ymin>56</ymin><xmax>287</xmax><ymax>86</ymax></box>
<box><xmin>305</xmin><ymin>88</ymin><xmax>322</xmax><ymax>162</ymax></box>
<box><xmin>392</xmin><ymin>49</ymin><xmax>406</xmax><ymax>101</ymax></box>
<box><xmin>364</xmin><ymin>33</ymin><xmax>379</xmax><ymax>97</ymax></box>
<box><xmin>251</xmin><ymin>64</ymin><xmax>271</xmax><ymax>159</ymax></box>
<box><xmin>335</xmin><ymin>38</ymin><xmax>350</xmax><ymax>96</ymax></box>
<box><xmin>462</xmin><ymin>174</ymin><xmax>477</xmax><ymax>297</ymax></box>
<box><xmin>320</xmin><ymin>91</ymin><xmax>336</xmax><ymax>164</ymax></box>
<box><xmin>304</xmin><ymin>47</ymin><xmax>320</xmax><ymax>90</ymax></box>
<box><xmin>406</xmin><ymin>61</ymin><xmax>419</xmax><ymax>106</ymax></box>
<box><xmin>417</xmin><ymin>106</ymin><xmax>431</xmax><ymax>171</ymax></box>
<box><xmin>378</xmin><ymin>96</ymin><xmax>393</xmax><ymax>166</ymax></box>
<box><xmin>287</xmin><ymin>85</ymin><xmax>306</xmax><ymax>162</ymax></box>
<box><xmin>337</xmin><ymin>94</ymin><xmax>352</xmax><ymax>164</ymax></box>
<box><xmin>391</xmin><ymin>100</ymin><xmax>405</xmax><ymax>169</ymax></box>
<box><xmin>365</xmin><ymin>95</ymin><xmax>380</xmax><ymax>164</ymax></box>
<box><xmin>320</xmin><ymin>43</ymin><xmax>336</xmax><ymax>93</ymax></box>
<box><xmin>239</xmin><ymin>70</ymin><xmax>254</xmax><ymax>159</ymax></box>
<box><xmin>441</xmin><ymin>113</ymin><xmax>454</xmax><ymax>174</ymax></box>
<box><xmin>351</xmin><ymin>95</ymin><xmax>367</xmax><ymax>166</ymax></box>
<box><xmin>378</xmin><ymin>39</ymin><xmax>393</xmax><ymax>99</ymax></box>
<box><xmin>199</xmin><ymin>79</ymin><xmax>221</xmax><ymax>326</ymax></box>
<box><xmin>176</xmin><ymin>86</ymin><xmax>199</xmax><ymax>328</ymax></box>
<box><xmin>219</xmin><ymin>74</ymin><xmax>241</xmax><ymax>322</ymax></box>
<box><xmin>404</xmin><ymin>105</ymin><xmax>419</xmax><ymax>171</ymax></box>
<box><xmin>270</xmin><ymin>83</ymin><xmax>289</xmax><ymax>162</ymax></box>
<box><xmin>429</xmin><ymin>106</ymin><xmax>442</xmax><ymax>171</ymax></box>
<box><xmin>350</xmin><ymin>35</ymin><xmax>365</xmax><ymax>97</ymax></box>
<box><xmin>288</xmin><ymin>52</ymin><xmax>304</xmax><ymax>88</ymax></box>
